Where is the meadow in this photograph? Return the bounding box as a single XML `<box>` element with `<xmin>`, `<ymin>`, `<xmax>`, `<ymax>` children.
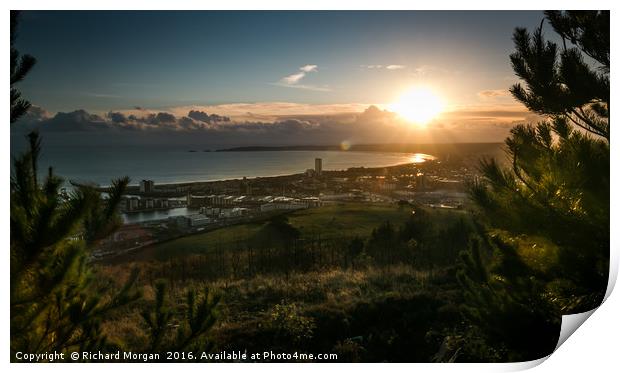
<box><xmin>95</xmin><ymin>202</ymin><xmax>481</xmax><ymax>361</ymax></box>
<box><xmin>134</xmin><ymin>202</ymin><xmax>418</xmax><ymax>261</ymax></box>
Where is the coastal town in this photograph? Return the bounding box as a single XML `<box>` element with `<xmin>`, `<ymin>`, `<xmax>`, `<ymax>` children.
<box><xmin>92</xmin><ymin>151</ymin><xmax>487</xmax><ymax>260</ymax></box>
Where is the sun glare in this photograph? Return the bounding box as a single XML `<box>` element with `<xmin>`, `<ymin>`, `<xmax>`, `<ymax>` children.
<box><xmin>389</xmin><ymin>86</ymin><xmax>444</xmax><ymax>125</ymax></box>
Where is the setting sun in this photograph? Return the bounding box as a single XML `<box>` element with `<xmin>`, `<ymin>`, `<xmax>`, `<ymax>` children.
<box><xmin>389</xmin><ymin>86</ymin><xmax>444</xmax><ymax>125</ymax></box>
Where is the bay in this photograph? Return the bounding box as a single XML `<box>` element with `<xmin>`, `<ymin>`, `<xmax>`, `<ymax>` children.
<box><xmin>23</xmin><ymin>145</ymin><xmax>433</xmax><ymax>187</ymax></box>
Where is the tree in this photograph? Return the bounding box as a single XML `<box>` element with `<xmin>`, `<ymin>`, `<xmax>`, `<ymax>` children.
<box><xmin>11</xmin><ymin>11</ymin><xmax>37</xmax><ymax>123</ymax></box>
<box><xmin>10</xmin><ymin>132</ymin><xmax>141</xmax><ymax>359</ymax></box>
<box><xmin>455</xmin><ymin>235</ymin><xmax>560</xmax><ymax>361</ymax></box>
<box><xmin>10</xmin><ymin>11</ymin><xmax>141</xmax><ymax>359</ymax></box>
<box><xmin>141</xmin><ymin>281</ymin><xmax>220</xmax><ymax>357</ymax></box>
<box><xmin>454</xmin><ymin>11</ymin><xmax>609</xmax><ymax>361</ymax></box>
<box><xmin>9</xmin><ymin>12</ymin><xmax>221</xmax><ymax>360</ymax></box>
<box><xmin>510</xmin><ymin>11</ymin><xmax>609</xmax><ymax>139</ymax></box>
<box><xmin>472</xmin><ymin>10</ymin><xmax>609</xmax><ymax>311</ymax></box>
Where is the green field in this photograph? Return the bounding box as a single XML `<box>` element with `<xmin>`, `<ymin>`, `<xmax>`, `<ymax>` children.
<box><xmin>147</xmin><ymin>202</ymin><xmax>415</xmax><ymax>261</ymax></box>
<box><xmin>287</xmin><ymin>202</ymin><xmax>414</xmax><ymax>237</ymax></box>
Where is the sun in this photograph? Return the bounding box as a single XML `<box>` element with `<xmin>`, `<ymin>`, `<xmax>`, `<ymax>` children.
<box><xmin>389</xmin><ymin>86</ymin><xmax>444</xmax><ymax>125</ymax></box>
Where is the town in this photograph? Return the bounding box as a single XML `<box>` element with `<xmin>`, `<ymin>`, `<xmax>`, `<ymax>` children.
<box><xmin>92</xmin><ymin>150</ymin><xmax>490</xmax><ymax>260</ymax></box>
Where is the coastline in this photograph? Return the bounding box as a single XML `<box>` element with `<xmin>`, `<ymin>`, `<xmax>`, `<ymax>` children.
<box><xmin>96</xmin><ymin>157</ymin><xmax>426</xmax><ymax>191</ymax></box>
<box><xmin>63</xmin><ymin>142</ymin><xmax>506</xmax><ymax>191</ymax></box>
<box><xmin>97</xmin><ymin>161</ymin><xmax>416</xmax><ymax>191</ymax></box>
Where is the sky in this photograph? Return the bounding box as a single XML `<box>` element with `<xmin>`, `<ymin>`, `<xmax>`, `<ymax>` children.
<box><xmin>11</xmin><ymin>11</ymin><xmax>554</xmax><ymax>147</ymax></box>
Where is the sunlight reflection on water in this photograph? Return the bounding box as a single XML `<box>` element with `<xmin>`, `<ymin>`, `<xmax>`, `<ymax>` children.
<box><xmin>410</xmin><ymin>153</ymin><xmax>436</xmax><ymax>164</ymax></box>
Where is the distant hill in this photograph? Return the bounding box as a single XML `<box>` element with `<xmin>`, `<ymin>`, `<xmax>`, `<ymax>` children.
<box><xmin>217</xmin><ymin>143</ymin><xmax>504</xmax><ymax>157</ymax></box>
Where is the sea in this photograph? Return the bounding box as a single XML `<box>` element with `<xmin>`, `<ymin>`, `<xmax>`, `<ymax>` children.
<box><xmin>17</xmin><ymin>145</ymin><xmax>434</xmax><ymax>187</ymax></box>
<box><xmin>10</xmin><ymin>144</ymin><xmax>435</xmax><ymax>224</ymax></box>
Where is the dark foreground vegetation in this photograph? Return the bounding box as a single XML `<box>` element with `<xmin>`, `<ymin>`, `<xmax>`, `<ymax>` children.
<box><xmin>97</xmin><ymin>206</ymin><xmax>478</xmax><ymax>362</ymax></box>
<box><xmin>10</xmin><ymin>10</ymin><xmax>609</xmax><ymax>362</ymax></box>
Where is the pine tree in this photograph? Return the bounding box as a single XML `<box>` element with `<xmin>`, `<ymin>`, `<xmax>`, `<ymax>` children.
<box><xmin>454</xmin><ymin>11</ymin><xmax>609</xmax><ymax>362</ymax></box>
<box><xmin>141</xmin><ymin>281</ymin><xmax>221</xmax><ymax>357</ymax></box>
<box><xmin>9</xmin><ymin>12</ymin><xmax>222</xmax><ymax>360</ymax></box>
<box><xmin>510</xmin><ymin>11</ymin><xmax>609</xmax><ymax>139</ymax></box>
<box><xmin>9</xmin><ymin>14</ymin><xmax>138</xmax><ymax>360</ymax></box>
<box><xmin>471</xmin><ymin>10</ymin><xmax>609</xmax><ymax>312</ymax></box>
<box><xmin>455</xmin><ymin>234</ymin><xmax>560</xmax><ymax>361</ymax></box>
<box><xmin>11</xmin><ymin>11</ymin><xmax>37</xmax><ymax>123</ymax></box>
<box><xmin>10</xmin><ymin>132</ymin><xmax>141</xmax><ymax>359</ymax></box>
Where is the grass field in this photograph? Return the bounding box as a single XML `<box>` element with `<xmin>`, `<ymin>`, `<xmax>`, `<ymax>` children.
<box><xmin>287</xmin><ymin>202</ymin><xmax>414</xmax><ymax>237</ymax></box>
<box><xmin>96</xmin><ymin>202</ymin><xmax>479</xmax><ymax>361</ymax></box>
<box><xmin>143</xmin><ymin>202</ymin><xmax>415</xmax><ymax>261</ymax></box>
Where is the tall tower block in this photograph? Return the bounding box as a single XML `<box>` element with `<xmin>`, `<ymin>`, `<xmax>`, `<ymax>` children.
<box><xmin>315</xmin><ymin>158</ymin><xmax>322</xmax><ymax>176</ymax></box>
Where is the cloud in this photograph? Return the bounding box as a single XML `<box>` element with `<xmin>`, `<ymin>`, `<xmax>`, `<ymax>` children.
<box><xmin>478</xmin><ymin>89</ymin><xmax>510</xmax><ymax>99</ymax></box>
<box><xmin>411</xmin><ymin>65</ymin><xmax>457</xmax><ymax>78</ymax></box>
<box><xmin>22</xmin><ymin>110</ymin><xmax>110</xmax><ymax>132</ymax></box>
<box><xmin>15</xmin><ymin>105</ymin><xmax>50</xmax><ymax>123</ymax></box>
<box><xmin>107</xmin><ymin>111</ymin><xmax>128</xmax><ymax>123</ymax></box>
<box><xmin>169</xmin><ymin>102</ymin><xmax>369</xmax><ymax>122</ymax></box>
<box><xmin>275</xmin><ymin>64</ymin><xmax>329</xmax><ymax>91</ymax></box>
<box><xmin>187</xmin><ymin>110</ymin><xmax>230</xmax><ymax>123</ymax></box>
<box><xmin>281</xmin><ymin>72</ymin><xmax>306</xmax><ymax>85</ymax></box>
<box><xmin>145</xmin><ymin>112</ymin><xmax>177</xmax><ymax>125</ymax></box>
<box><xmin>11</xmin><ymin>102</ymin><xmax>536</xmax><ymax>147</ymax></box>
<box><xmin>81</xmin><ymin>92</ymin><xmax>123</xmax><ymax>99</ymax></box>
<box><xmin>299</xmin><ymin>64</ymin><xmax>318</xmax><ymax>73</ymax></box>
<box><xmin>361</xmin><ymin>64</ymin><xmax>406</xmax><ymax>70</ymax></box>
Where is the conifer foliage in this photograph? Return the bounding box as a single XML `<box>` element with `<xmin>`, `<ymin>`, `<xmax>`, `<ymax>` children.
<box><xmin>9</xmin><ymin>12</ymin><xmax>221</xmax><ymax>360</ymax></box>
<box><xmin>10</xmin><ymin>131</ymin><xmax>141</xmax><ymax>358</ymax></box>
<box><xmin>141</xmin><ymin>282</ymin><xmax>221</xmax><ymax>356</ymax></box>
<box><xmin>10</xmin><ymin>11</ymin><xmax>36</xmax><ymax>123</ymax></box>
<box><xmin>472</xmin><ymin>9</ymin><xmax>609</xmax><ymax>308</ymax></box>
<box><xmin>509</xmin><ymin>11</ymin><xmax>609</xmax><ymax>139</ymax></box>
<box><xmin>456</xmin><ymin>10</ymin><xmax>609</xmax><ymax>361</ymax></box>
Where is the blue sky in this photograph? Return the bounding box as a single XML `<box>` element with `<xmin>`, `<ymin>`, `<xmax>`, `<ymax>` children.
<box><xmin>16</xmin><ymin>11</ymin><xmax>550</xmax><ymax>112</ymax></box>
<box><xmin>12</xmin><ymin>11</ymin><xmax>561</xmax><ymax>146</ymax></box>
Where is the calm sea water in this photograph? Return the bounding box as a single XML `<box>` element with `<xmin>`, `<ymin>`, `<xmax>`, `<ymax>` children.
<box><xmin>17</xmin><ymin>145</ymin><xmax>433</xmax><ymax>187</ymax></box>
<box><xmin>122</xmin><ymin>207</ymin><xmax>199</xmax><ymax>224</ymax></box>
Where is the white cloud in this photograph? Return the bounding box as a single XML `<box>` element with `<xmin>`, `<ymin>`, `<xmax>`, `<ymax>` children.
<box><xmin>299</xmin><ymin>64</ymin><xmax>318</xmax><ymax>72</ymax></box>
<box><xmin>282</xmin><ymin>72</ymin><xmax>306</xmax><ymax>85</ymax></box>
<box><xmin>361</xmin><ymin>64</ymin><xmax>405</xmax><ymax>70</ymax></box>
<box><xmin>272</xmin><ymin>83</ymin><xmax>331</xmax><ymax>92</ymax></box>
<box><xmin>276</xmin><ymin>64</ymin><xmax>329</xmax><ymax>91</ymax></box>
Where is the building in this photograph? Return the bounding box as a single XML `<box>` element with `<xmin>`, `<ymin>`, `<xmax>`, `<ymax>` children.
<box><xmin>144</xmin><ymin>198</ymin><xmax>154</xmax><ymax>209</ymax></box>
<box><xmin>170</xmin><ymin>214</ymin><xmax>212</xmax><ymax>228</ymax></box>
<box><xmin>187</xmin><ymin>192</ymin><xmax>210</xmax><ymax>208</ymax></box>
<box><xmin>159</xmin><ymin>199</ymin><xmax>169</xmax><ymax>208</ymax></box>
<box><xmin>315</xmin><ymin>158</ymin><xmax>322</xmax><ymax>176</ymax></box>
<box><xmin>129</xmin><ymin>197</ymin><xmax>140</xmax><ymax>211</ymax></box>
<box><xmin>301</xmin><ymin>197</ymin><xmax>322</xmax><ymax>207</ymax></box>
<box><xmin>188</xmin><ymin>215</ymin><xmax>211</xmax><ymax>227</ymax></box>
<box><xmin>260</xmin><ymin>197</ymin><xmax>308</xmax><ymax>212</ymax></box>
<box><xmin>139</xmin><ymin>179</ymin><xmax>155</xmax><ymax>193</ymax></box>
<box><xmin>220</xmin><ymin>207</ymin><xmax>250</xmax><ymax>218</ymax></box>
<box><xmin>199</xmin><ymin>207</ymin><xmax>221</xmax><ymax>216</ymax></box>
<box><xmin>240</xmin><ymin>176</ymin><xmax>252</xmax><ymax>195</ymax></box>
